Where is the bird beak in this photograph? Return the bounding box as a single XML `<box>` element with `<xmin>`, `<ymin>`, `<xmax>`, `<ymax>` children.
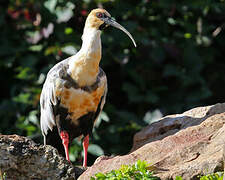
<box><xmin>103</xmin><ymin>17</ymin><xmax>137</xmax><ymax>47</ymax></box>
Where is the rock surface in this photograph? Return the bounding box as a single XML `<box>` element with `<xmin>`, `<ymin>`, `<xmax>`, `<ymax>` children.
<box><xmin>1</xmin><ymin>103</ymin><xmax>225</xmax><ymax>180</ymax></box>
<box><xmin>79</xmin><ymin>103</ymin><xmax>225</xmax><ymax>180</ymax></box>
<box><xmin>0</xmin><ymin>135</ymin><xmax>84</xmax><ymax>180</ymax></box>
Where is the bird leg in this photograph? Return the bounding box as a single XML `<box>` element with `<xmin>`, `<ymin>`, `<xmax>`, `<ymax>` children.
<box><xmin>82</xmin><ymin>135</ymin><xmax>89</xmax><ymax>167</ymax></box>
<box><xmin>60</xmin><ymin>131</ymin><xmax>70</xmax><ymax>162</ymax></box>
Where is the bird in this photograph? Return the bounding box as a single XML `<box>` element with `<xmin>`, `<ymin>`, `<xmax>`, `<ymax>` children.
<box><xmin>40</xmin><ymin>8</ymin><xmax>136</xmax><ymax>167</ymax></box>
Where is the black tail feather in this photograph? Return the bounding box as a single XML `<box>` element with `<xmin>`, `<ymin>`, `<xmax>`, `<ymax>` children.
<box><xmin>46</xmin><ymin>126</ymin><xmax>66</xmax><ymax>157</ymax></box>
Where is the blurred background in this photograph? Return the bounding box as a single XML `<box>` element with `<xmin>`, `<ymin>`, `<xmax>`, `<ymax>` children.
<box><xmin>0</xmin><ymin>0</ymin><xmax>225</xmax><ymax>166</ymax></box>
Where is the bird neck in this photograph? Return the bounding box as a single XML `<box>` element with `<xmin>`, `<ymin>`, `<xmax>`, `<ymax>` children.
<box><xmin>81</xmin><ymin>27</ymin><xmax>102</xmax><ymax>52</ymax></box>
<box><xmin>69</xmin><ymin>27</ymin><xmax>102</xmax><ymax>87</ymax></box>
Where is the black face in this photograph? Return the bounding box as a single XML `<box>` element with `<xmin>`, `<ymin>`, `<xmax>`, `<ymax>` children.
<box><xmin>95</xmin><ymin>11</ymin><xmax>137</xmax><ymax>47</ymax></box>
<box><xmin>99</xmin><ymin>22</ymin><xmax>107</xmax><ymax>30</ymax></box>
<box><xmin>96</xmin><ymin>12</ymin><xmax>107</xmax><ymax>19</ymax></box>
<box><xmin>96</xmin><ymin>12</ymin><xmax>109</xmax><ymax>30</ymax></box>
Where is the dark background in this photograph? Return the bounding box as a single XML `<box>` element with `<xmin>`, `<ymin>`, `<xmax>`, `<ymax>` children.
<box><xmin>0</xmin><ymin>0</ymin><xmax>225</xmax><ymax>166</ymax></box>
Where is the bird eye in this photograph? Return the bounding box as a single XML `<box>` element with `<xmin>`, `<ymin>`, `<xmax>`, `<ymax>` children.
<box><xmin>96</xmin><ymin>12</ymin><xmax>105</xmax><ymax>18</ymax></box>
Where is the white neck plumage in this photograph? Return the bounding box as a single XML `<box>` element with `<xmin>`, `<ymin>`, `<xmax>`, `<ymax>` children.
<box><xmin>68</xmin><ymin>27</ymin><xmax>102</xmax><ymax>87</ymax></box>
<box><xmin>81</xmin><ymin>27</ymin><xmax>102</xmax><ymax>53</ymax></box>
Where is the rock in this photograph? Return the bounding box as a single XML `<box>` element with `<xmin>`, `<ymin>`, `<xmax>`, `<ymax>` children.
<box><xmin>0</xmin><ymin>135</ymin><xmax>85</xmax><ymax>180</ymax></box>
<box><xmin>79</xmin><ymin>103</ymin><xmax>225</xmax><ymax>180</ymax></box>
<box><xmin>223</xmin><ymin>145</ymin><xmax>225</xmax><ymax>180</ymax></box>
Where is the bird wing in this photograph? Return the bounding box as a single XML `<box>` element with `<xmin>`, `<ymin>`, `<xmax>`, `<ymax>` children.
<box><xmin>94</xmin><ymin>68</ymin><xmax>107</xmax><ymax>123</ymax></box>
<box><xmin>40</xmin><ymin>59</ymin><xmax>69</xmax><ymax>139</ymax></box>
<box><xmin>40</xmin><ymin>60</ymin><xmax>107</xmax><ymax>142</ymax></box>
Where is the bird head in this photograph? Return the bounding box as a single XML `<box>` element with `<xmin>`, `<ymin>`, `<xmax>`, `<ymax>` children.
<box><xmin>85</xmin><ymin>8</ymin><xmax>136</xmax><ymax>47</ymax></box>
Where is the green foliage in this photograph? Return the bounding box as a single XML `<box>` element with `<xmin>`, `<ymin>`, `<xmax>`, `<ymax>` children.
<box><xmin>0</xmin><ymin>169</ymin><xmax>6</xmax><ymax>180</ymax></box>
<box><xmin>175</xmin><ymin>172</ymin><xmax>224</xmax><ymax>180</ymax></box>
<box><xmin>91</xmin><ymin>160</ymin><xmax>160</xmax><ymax>180</ymax></box>
<box><xmin>200</xmin><ymin>172</ymin><xmax>224</xmax><ymax>180</ymax></box>
<box><xmin>175</xmin><ymin>176</ymin><xmax>183</xmax><ymax>180</ymax></box>
<box><xmin>1</xmin><ymin>0</ymin><xmax>225</xmax><ymax>165</ymax></box>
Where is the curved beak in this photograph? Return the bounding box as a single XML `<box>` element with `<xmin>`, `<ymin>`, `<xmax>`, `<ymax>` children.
<box><xmin>103</xmin><ymin>17</ymin><xmax>137</xmax><ymax>47</ymax></box>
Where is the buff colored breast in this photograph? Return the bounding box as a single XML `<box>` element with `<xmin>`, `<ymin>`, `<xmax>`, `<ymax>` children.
<box><xmin>60</xmin><ymin>83</ymin><xmax>105</xmax><ymax>122</ymax></box>
<box><xmin>69</xmin><ymin>50</ymin><xmax>101</xmax><ymax>87</ymax></box>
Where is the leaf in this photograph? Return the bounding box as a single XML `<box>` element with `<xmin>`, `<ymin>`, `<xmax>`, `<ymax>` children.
<box><xmin>26</xmin><ymin>110</ymin><xmax>38</xmax><ymax>125</ymax></box>
<box><xmin>92</xmin><ymin>160</ymin><xmax>160</xmax><ymax>179</ymax></box>
<box><xmin>13</xmin><ymin>93</ymin><xmax>31</xmax><ymax>104</ymax></box>
<box><xmin>55</xmin><ymin>2</ymin><xmax>75</xmax><ymax>23</ymax></box>
<box><xmin>199</xmin><ymin>172</ymin><xmax>224</xmax><ymax>180</ymax></box>
<box><xmin>95</xmin><ymin>172</ymin><xmax>106</xmax><ymax>178</ymax></box>
<box><xmin>175</xmin><ymin>176</ymin><xmax>183</xmax><ymax>180</ymax></box>
<box><xmin>44</xmin><ymin>46</ymin><xmax>59</xmax><ymax>56</ymax></box>
<box><xmin>44</xmin><ymin>0</ymin><xmax>57</xmax><ymax>13</ymax></box>
<box><xmin>95</xmin><ymin>111</ymin><xmax>110</xmax><ymax>128</ymax></box>
<box><xmin>61</xmin><ymin>45</ymin><xmax>77</xmax><ymax>55</ymax></box>
<box><xmin>100</xmin><ymin>111</ymin><xmax>110</xmax><ymax>122</ymax></box>
<box><xmin>87</xmin><ymin>144</ymin><xmax>104</xmax><ymax>156</ymax></box>
<box><xmin>29</xmin><ymin>45</ymin><xmax>43</xmax><ymax>52</ymax></box>
<box><xmin>143</xmin><ymin>109</ymin><xmax>163</xmax><ymax>124</ymax></box>
<box><xmin>15</xmin><ymin>67</ymin><xmax>32</xmax><ymax>80</ymax></box>
<box><xmin>65</xmin><ymin>27</ymin><xmax>73</xmax><ymax>35</ymax></box>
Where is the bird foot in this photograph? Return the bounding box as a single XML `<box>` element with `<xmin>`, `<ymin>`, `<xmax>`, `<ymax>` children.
<box><xmin>60</xmin><ymin>131</ymin><xmax>70</xmax><ymax>162</ymax></box>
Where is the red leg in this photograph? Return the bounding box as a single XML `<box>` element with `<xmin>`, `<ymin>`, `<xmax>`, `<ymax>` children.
<box><xmin>82</xmin><ymin>135</ymin><xmax>89</xmax><ymax>167</ymax></box>
<box><xmin>60</xmin><ymin>131</ymin><xmax>70</xmax><ymax>162</ymax></box>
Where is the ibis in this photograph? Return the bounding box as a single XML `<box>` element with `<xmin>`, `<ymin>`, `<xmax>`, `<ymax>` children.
<box><xmin>40</xmin><ymin>8</ymin><xmax>136</xmax><ymax>167</ymax></box>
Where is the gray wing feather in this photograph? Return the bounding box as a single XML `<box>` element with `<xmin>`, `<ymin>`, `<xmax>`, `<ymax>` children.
<box><xmin>94</xmin><ymin>68</ymin><xmax>107</xmax><ymax>124</ymax></box>
<box><xmin>40</xmin><ymin>59</ymin><xmax>69</xmax><ymax>137</ymax></box>
<box><xmin>100</xmin><ymin>72</ymin><xmax>107</xmax><ymax>111</ymax></box>
<box><xmin>40</xmin><ymin>77</ymin><xmax>57</xmax><ymax>136</ymax></box>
